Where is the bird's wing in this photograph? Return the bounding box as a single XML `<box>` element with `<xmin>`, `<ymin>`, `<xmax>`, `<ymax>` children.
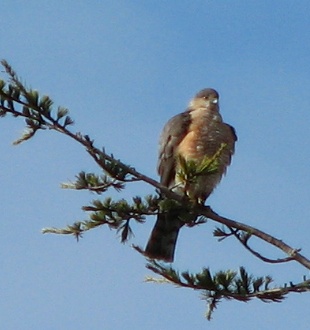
<box><xmin>158</xmin><ymin>111</ymin><xmax>192</xmax><ymax>187</ymax></box>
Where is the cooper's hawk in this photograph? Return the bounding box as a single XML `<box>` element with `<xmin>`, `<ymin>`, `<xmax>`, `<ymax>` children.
<box><xmin>144</xmin><ymin>88</ymin><xmax>237</xmax><ymax>262</ymax></box>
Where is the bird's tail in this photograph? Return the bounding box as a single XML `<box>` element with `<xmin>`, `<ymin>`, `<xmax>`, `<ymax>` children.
<box><xmin>144</xmin><ymin>213</ymin><xmax>184</xmax><ymax>262</ymax></box>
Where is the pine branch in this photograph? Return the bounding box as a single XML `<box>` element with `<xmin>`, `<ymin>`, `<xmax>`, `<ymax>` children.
<box><xmin>61</xmin><ymin>171</ymin><xmax>125</xmax><ymax>194</ymax></box>
<box><xmin>42</xmin><ymin>195</ymin><xmax>160</xmax><ymax>242</ymax></box>
<box><xmin>145</xmin><ymin>260</ymin><xmax>310</xmax><ymax>320</ymax></box>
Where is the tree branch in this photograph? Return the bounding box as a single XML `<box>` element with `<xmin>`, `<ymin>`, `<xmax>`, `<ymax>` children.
<box><xmin>221</xmin><ymin>227</ymin><xmax>298</xmax><ymax>264</ymax></box>
<box><xmin>200</xmin><ymin>207</ymin><xmax>310</xmax><ymax>270</ymax></box>
<box><xmin>145</xmin><ymin>260</ymin><xmax>310</xmax><ymax>320</ymax></box>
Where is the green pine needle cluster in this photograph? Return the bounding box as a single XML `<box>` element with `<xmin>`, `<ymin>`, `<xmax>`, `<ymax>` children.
<box><xmin>0</xmin><ymin>60</ymin><xmax>74</xmax><ymax>145</ymax></box>
<box><xmin>43</xmin><ymin>195</ymin><xmax>160</xmax><ymax>242</ymax></box>
<box><xmin>176</xmin><ymin>143</ymin><xmax>227</xmax><ymax>186</ymax></box>
<box><xmin>146</xmin><ymin>261</ymin><xmax>287</xmax><ymax>320</ymax></box>
<box><xmin>61</xmin><ymin>171</ymin><xmax>125</xmax><ymax>194</ymax></box>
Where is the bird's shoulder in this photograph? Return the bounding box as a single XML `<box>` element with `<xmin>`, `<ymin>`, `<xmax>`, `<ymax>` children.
<box><xmin>161</xmin><ymin>110</ymin><xmax>192</xmax><ymax>139</ymax></box>
<box><xmin>224</xmin><ymin>123</ymin><xmax>238</xmax><ymax>142</ymax></box>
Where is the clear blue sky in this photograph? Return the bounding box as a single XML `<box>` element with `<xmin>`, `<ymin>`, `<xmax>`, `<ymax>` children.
<box><xmin>1</xmin><ymin>1</ymin><xmax>310</xmax><ymax>329</ymax></box>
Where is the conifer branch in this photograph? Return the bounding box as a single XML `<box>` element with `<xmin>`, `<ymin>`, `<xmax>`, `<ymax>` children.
<box><xmin>145</xmin><ymin>260</ymin><xmax>310</xmax><ymax>320</ymax></box>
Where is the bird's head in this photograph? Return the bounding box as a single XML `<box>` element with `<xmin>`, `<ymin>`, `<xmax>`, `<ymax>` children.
<box><xmin>189</xmin><ymin>88</ymin><xmax>219</xmax><ymax>110</ymax></box>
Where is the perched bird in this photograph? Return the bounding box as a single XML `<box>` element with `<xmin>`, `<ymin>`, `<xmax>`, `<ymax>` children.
<box><xmin>144</xmin><ymin>88</ymin><xmax>237</xmax><ymax>262</ymax></box>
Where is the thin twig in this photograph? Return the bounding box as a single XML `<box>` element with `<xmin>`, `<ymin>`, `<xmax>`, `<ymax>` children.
<box><xmin>200</xmin><ymin>207</ymin><xmax>310</xmax><ymax>270</ymax></box>
<box><xmin>227</xmin><ymin>227</ymin><xmax>297</xmax><ymax>264</ymax></box>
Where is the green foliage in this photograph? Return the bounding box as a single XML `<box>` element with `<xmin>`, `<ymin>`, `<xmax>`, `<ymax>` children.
<box><xmin>146</xmin><ymin>261</ymin><xmax>288</xmax><ymax>320</ymax></box>
<box><xmin>0</xmin><ymin>60</ymin><xmax>74</xmax><ymax>145</ymax></box>
<box><xmin>158</xmin><ymin>197</ymin><xmax>207</xmax><ymax>226</ymax></box>
<box><xmin>43</xmin><ymin>195</ymin><xmax>160</xmax><ymax>242</ymax></box>
<box><xmin>61</xmin><ymin>171</ymin><xmax>125</xmax><ymax>194</ymax></box>
<box><xmin>176</xmin><ymin>143</ymin><xmax>227</xmax><ymax>185</ymax></box>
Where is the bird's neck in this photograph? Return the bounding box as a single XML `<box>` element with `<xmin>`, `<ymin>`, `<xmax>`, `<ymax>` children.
<box><xmin>189</xmin><ymin>106</ymin><xmax>223</xmax><ymax>123</ymax></box>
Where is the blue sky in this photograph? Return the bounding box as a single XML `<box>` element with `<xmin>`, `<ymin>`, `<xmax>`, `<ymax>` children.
<box><xmin>1</xmin><ymin>1</ymin><xmax>310</xmax><ymax>329</ymax></box>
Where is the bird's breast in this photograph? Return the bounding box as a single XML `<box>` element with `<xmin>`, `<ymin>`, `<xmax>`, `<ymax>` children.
<box><xmin>176</xmin><ymin>110</ymin><xmax>223</xmax><ymax>159</ymax></box>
